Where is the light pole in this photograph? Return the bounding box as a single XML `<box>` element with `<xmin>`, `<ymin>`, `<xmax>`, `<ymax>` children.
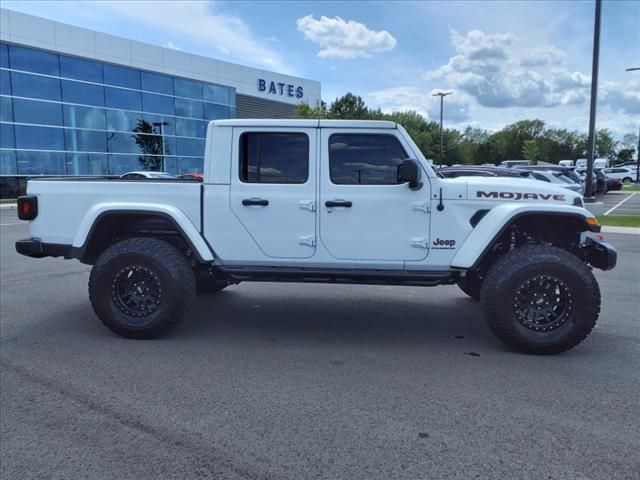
<box><xmin>432</xmin><ymin>91</ymin><xmax>452</xmax><ymax>166</ymax></box>
<box><xmin>584</xmin><ymin>0</ymin><xmax>602</xmax><ymax>201</ymax></box>
<box><xmin>625</xmin><ymin>67</ymin><xmax>640</xmax><ymax>183</ymax></box>
<box><xmin>152</xmin><ymin>121</ymin><xmax>169</xmax><ymax>172</ymax></box>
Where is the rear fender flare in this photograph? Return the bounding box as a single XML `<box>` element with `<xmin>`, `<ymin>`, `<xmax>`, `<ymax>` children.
<box><xmin>72</xmin><ymin>202</ymin><xmax>214</xmax><ymax>262</ymax></box>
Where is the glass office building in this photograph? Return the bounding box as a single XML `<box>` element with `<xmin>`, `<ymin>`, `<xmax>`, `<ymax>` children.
<box><xmin>0</xmin><ymin>9</ymin><xmax>321</xmax><ymax>198</ymax></box>
<box><xmin>0</xmin><ymin>42</ymin><xmax>235</xmax><ymax>189</ymax></box>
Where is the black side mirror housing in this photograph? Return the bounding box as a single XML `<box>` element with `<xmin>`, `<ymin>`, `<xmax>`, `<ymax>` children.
<box><xmin>397</xmin><ymin>159</ymin><xmax>423</xmax><ymax>190</ymax></box>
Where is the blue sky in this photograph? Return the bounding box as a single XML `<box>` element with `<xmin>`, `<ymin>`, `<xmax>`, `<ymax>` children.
<box><xmin>4</xmin><ymin>0</ymin><xmax>639</xmax><ymax>138</ymax></box>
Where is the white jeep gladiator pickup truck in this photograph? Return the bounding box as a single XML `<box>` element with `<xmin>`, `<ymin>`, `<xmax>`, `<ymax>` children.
<box><xmin>16</xmin><ymin>119</ymin><xmax>616</xmax><ymax>354</ymax></box>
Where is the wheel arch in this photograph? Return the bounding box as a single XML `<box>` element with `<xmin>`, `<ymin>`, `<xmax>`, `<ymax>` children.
<box><xmin>70</xmin><ymin>203</ymin><xmax>214</xmax><ymax>265</ymax></box>
<box><xmin>451</xmin><ymin>205</ymin><xmax>599</xmax><ymax>271</ymax></box>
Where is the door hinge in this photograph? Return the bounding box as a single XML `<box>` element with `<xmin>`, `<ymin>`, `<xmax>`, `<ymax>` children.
<box><xmin>411</xmin><ymin>202</ymin><xmax>430</xmax><ymax>214</ymax></box>
<box><xmin>298</xmin><ymin>235</ymin><xmax>316</xmax><ymax>247</ymax></box>
<box><xmin>299</xmin><ymin>200</ymin><xmax>316</xmax><ymax>212</ymax></box>
<box><xmin>410</xmin><ymin>237</ymin><xmax>428</xmax><ymax>249</ymax></box>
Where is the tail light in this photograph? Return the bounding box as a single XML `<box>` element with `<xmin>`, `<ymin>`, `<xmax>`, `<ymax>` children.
<box><xmin>17</xmin><ymin>196</ymin><xmax>38</xmax><ymax>220</ymax></box>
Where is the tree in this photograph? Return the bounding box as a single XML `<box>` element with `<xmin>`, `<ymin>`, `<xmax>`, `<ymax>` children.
<box><xmin>131</xmin><ymin>120</ymin><xmax>167</xmax><ymax>171</ymax></box>
<box><xmin>595</xmin><ymin>129</ymin><xmax>618</xmax><ymax>160</ymax></box>
<box><xmin>328</xmin><ymin>93</ymin><xmax>369</xmax><ymax>119</ymax></box>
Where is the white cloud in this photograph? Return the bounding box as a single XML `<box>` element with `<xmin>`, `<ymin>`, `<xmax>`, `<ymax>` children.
<box><xmin>367</xmin><ymin>86</ymin><xmax>472</xmax><ymax>123</ymax></box>
<box><xmin>296</xmin><ymin>15</ymin><xmax>396</xmax><ymax>59</ymax></box>
<box><xmin>163</xmin><ymin>41</ymin><xmax>181</xmax><ymax>51</ymax></box>
<box><xmin>90</xmin><ymin>1</ymin><xmax>291</xmax><ymax>72</ymax></box>
<box><xmin>520</xmin><ymin>45</ymin><xmax>566</xmax><ymax>67</ymax></box>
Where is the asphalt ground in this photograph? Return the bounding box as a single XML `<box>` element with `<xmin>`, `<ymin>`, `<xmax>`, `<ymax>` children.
<box><xmin>1</xmin><ymin>212</ymin><xmax>639</xmax><ymax>480</ymax></box>
<box><xmin>601</xmin><ymin>190</ymin><xmax>640</xmax><ymax>216</ymax></box>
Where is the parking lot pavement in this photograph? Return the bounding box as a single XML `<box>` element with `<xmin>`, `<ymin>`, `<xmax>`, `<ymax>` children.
<box><xmin>1</xmin><ymin>221</ymin><xmax>639</xmax><ymax>480</ymax></box>
<box><xmin>601</xmin><ymin>191</ymin><xmax>640</xmax><ymax>216</ymax></box>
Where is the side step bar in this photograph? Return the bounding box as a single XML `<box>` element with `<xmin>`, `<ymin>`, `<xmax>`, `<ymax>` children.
<box><xmin>217</xmin><ymin>266</ymin><xmax>457</xmax><ymax>287</ymax></box>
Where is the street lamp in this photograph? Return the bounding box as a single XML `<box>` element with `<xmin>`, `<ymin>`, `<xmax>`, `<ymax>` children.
<box><xmin>625</xmin><ymin>67</ymin><xmax>640</xmax><ymax>183</ymax></box>
<box><xmin>584</xmin><ymin>0</ymin><xmax>602</xmax><ymax>201</ymax></box>
<box><xmin>152</xmin><ymin>121</ymin><xmax>169</xmax><ymax>172</ymax></box>
<box><xmin>432</xmin><ymin>91</ymin><xmax>452</xmax><ymax>167</ymax></box>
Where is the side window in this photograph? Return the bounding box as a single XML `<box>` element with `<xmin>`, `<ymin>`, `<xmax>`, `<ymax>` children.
<box><xmin>239</xmin><ymin>132</ymin><xmax>309</xmax><ymax>184</ymax></box>
<box><xmin>329</xmin><ymin>134</ymin><xmax>407</xmax><ymax>185</ymax></box>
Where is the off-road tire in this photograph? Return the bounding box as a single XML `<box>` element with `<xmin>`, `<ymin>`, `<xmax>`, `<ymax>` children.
<box><xmin>89</xmin><ymin>237</ymin><xmax>195</xmax><ymax>339</ymax></box>
<box><xmin>457</xmin><ymin>272</ymin><xmax>481</xmax><ymax>301</ymax></box>
<box><xmin>480</xmin><ymin>244</ymin><xmax>600</xmax><ymax>355</ymax></box>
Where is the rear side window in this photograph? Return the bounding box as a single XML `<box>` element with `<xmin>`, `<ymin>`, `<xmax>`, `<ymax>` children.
<box><xmin>329</xmin><ymin>134</ymin><xmax>407</xmax><ymax>185</ymax></box>
<box><xmin>239</xmin><ymin>132</ymin><xmax>309</xmax><ymax>184</ymax></box>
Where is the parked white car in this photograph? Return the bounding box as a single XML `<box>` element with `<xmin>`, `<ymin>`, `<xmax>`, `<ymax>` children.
<box><xmin>603</xmin><ymin>167</ymin><xmax>635</xmax><ymax>183</ymax></box>
<box><xmin>120</xmin><ymin>171</ymin><xmax>176</xmax><ymax>179</ymax></box>
<box><xmin>523</xmin><ymin>170</ymin><xmax>583</xmax><ymax>194</ymax></box>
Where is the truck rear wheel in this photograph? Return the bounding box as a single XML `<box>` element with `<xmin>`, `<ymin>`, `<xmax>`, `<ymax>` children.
<box><xmin>89</xmin><ymin>237</ymin><xmax>195</xmax><ymax>339</ymax></box>
<box><xmin>480</xmin><ymin>245</ymin><xmax>600</xmax><ymax>355</ymax></box>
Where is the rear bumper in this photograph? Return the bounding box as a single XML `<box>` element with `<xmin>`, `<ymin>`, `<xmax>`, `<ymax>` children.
<box><xmin>15</xmin><ymin>238</ymin><xmax>71</xmax><ymax>259</ymax></box>
<box><xmin>583</xmin><ymin>237</ymin><xmax>617</xmax><ymax>271</ymax></box>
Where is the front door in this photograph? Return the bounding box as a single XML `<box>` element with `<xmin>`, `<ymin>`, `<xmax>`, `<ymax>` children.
<box><xmin>319</xmin><ymin>129</ymin><xmax>430</xmax><ymax>263</ymax></box>
<box><xmin>230</xmin><ymin>127</ymin><xmax>317</xmax><ymax>259</ymax></box>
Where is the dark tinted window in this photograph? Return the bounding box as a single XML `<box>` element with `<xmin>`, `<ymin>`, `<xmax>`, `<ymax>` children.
<box><xmin>141</xmin><ymin>71</ymin><xmax>173</xmax><ymax>95</ymax></box>
<box><xmin>60</xmin><ymin>55</ymin><xmax>103</xmax><ymax>83</ymax></box>
<box><xmin>61</xmin><ymin>79</ymin><xmax>104</xmax><ymax>106</ymax></box>
<box><xmin>105</xmin><ymin>87</ymin><xmax>142</xmax><ymax>111</ymax></box>
<box><xmin>14</xmin><ymin>125</ymin><xmax>64</xmax><ymax>150</ymax></box>
<box><xmin>329</xmin><ymin>134</ymin><xmax>407</xmax><ymax>185</ymax></box>
<box><xmin>103</xmin><ymin>64</ymin><xmax>140</xmax><ymax>89</ymax></box>
<box><xmin>11</xmin><ymin>72</ymin><xmax>60</xmax><ymax>101</ymax></box>
<box><xmin>9</xmin><ymin>45</ymin><xmax>59</xmax><ymax>75</ymax></box>
<box><xmin>13</xmin><ymin>98</ymin><xmax>63</xmax><ymax>126</ymax></box>
<box><xmin>63</xmin><ymin>105</ymin><xmax>106</xmax><ymax>130</ymax></box>
<box><xmin>239</xmin><ymin>132</ymin><xmax>309</xmax><ymax>184</ymax></box>
<box><xmin>532</xmin><ymin>172</ymin><xmax>550</xmax><ymax>182</ymax></box>
<box><xmin>17</xmin><ymin>150</ymin><xmax>66</xmax><ymax>175</ymax></box>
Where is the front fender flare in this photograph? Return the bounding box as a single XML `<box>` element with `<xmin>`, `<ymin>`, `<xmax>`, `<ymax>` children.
<box><xmin>450</xmin><ymin>204</ymin><xmax>596</xmax><ymax>270</ymax></box>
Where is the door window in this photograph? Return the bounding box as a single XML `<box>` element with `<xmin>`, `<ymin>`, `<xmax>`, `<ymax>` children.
<box><xmin>239</xmin><ymin>132</ymin><xmax>309</xmax><ymax>184</ymax></box>
<box><xmin>329</xmin><ymin>134</ymin><xmax>407</xmax><ymax>185</ymax></box>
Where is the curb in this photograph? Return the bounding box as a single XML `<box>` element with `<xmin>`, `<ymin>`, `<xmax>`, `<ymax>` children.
<box><xmin>602</xmin><ymin>226</ymin><xmax>640</xmax><ymax>235</ymax></box>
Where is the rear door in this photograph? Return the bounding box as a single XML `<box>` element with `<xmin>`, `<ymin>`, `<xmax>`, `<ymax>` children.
<box><xmin>229</xmin><ymin>127</ymin><xmax>317</xmax><ymax>259</ymax></box>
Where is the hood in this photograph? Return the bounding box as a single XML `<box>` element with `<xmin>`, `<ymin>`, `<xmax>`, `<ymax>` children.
<box><xmin>445</xmin><ymin>177</ymin><xmax>583</xmax><ymax>206</ymax></box>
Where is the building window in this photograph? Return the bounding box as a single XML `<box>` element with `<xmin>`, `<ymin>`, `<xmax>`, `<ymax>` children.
<box><xmin>239</xmin><ymin>132</ymin><xmax>309</xmax><ymax>184</ymax></box>
<box><xmin>60</xmin><ymin>55</ymin><xmax>103</xmax><ymax>83</ymax></box>
<box><xmin>141</xmin><ymin>72</ymin><xmax>173</xmax><ymax>95</ymax></box>
<box><xmin>175</xmin><ymin>117</ymin><xmax>204</xmax><ymax>138</ymax></box>
<box><xmin>0</xmin><ymin>69</ymin><xmax>10</xmax><ymax>95</ymax></box>
<box><xmin>204</xmin><ymin>102</ymin><xmax>230</xmax><ymax>120</ymax></box>
<box><xmin>9</xmin><ymin>45</ymin><xmax>59</xmax><ymax>75</ymax></box>
<box><xmin>105</xmin><ymin>87</ymin><xmax>142</xmax><ymax>111</ymax></box>
<box><xmin>176</xmin><ymin>137</ymin><xmax>204</xmax><ymax>157</ymax></box>
<box><xmin>174</xmin><ymin>97</ymin><xmax>203</xmax><ymax>119</ymax></box>
<box><xmin>142</xmin><ymin>92</ymin><xmax>175</xmax><ymax>116</ymax></box>
<box><xmin>14</xmin><ymin>125</ymin><xmax>65</xmax><ymax>150</ymax></box>
<box><xmin>203</xmin><ymin>84</ymin><xmax>228</xmax><ymax>104</ymax></box>
<box><xmin>61</xmin><ymin>79</ymin><xmax>104</xmax><ymax>107</ymax></box>
<box><xmin>329</xmin><ymin>134</ymin><xmax>407</xmax><ymax>185</ymax></box>
<box><xmin>64</xmin><ymin>128</ymin><xmax>107</xmax><ymax>152</ymax></box>
<box><xmin>0</xmin><ymin>150</ymin><xmax>17</xmax><ymax>175</ymax></box>
<box><xmin>13</xmin><ymin>98</ymin><xmax>63</xmax><ymax>126</ymax></box>
<box><xmin>11</xmin><ymin>72</ymin><xmax>60</xmax><ymax>101</ymax></box>
<box><xmin>64</xmin><ymin>105</ymin><xmax>106</xmax><ymax>130</ymax></box>
<box><xmin>0</xmin><ymin>96</ymin><xmax>13</xmax><ymax>122</ymax></box>
<box><xmin>17</xmin><ymin>150</ymin><xmax>66</xmax><ymax>175</ymax></box>
<box><xmin>174</xmin><ymin>78</ymin><xmax>203</xmax><ymax>99</ymax></box>
<box><xmin>0</xmin><ymin>123</ymin><xmax>14</xmax><ymax>148</ymax></box>
<box><xmin>66</xmin><ymin>152</ymin><xmax>108</xmax><ymax>175</ymax></box>
<box><xmin>103</xmin><ymin>64</ymin><xmax>140</xmax><ymax>89</ymax></box>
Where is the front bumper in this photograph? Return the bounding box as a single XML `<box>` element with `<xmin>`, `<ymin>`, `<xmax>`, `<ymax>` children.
<box><xmin>15</xmin><ymin>238</ymin><xmax>71</xmax><ymax>259</ymax></box>
<box><xmin>582</xmin><ymin>237</ymin><xmax>617</xmax><ymax>271</ymax></box>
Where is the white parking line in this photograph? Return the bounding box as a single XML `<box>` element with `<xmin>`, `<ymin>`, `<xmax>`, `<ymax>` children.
<box><xmin>604</xmin><ymin>192</ymin><xmax>637</xmax><ymax>216</ymax></box>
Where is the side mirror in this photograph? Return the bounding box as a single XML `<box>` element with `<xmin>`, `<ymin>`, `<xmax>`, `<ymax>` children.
<box><xmin>397</xmin><ymin>159</ymin><xmax>423</xmax><ymax>190</ymax></box>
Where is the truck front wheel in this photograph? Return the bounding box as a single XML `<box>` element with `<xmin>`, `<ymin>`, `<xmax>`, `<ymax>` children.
<box><xmin>480</xmin><ymin>245</ymin><xmax>600</xmax><ymax>354</ymax></box>
<box><xmin>456</xmin><ymin>272</ymin><xmax>482</xmax><ymax>301</ymax></box>
<box><xmin>89</xmin><ymin>237</ymin><xmax>196</xmax><ymax>339</ymax></box>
